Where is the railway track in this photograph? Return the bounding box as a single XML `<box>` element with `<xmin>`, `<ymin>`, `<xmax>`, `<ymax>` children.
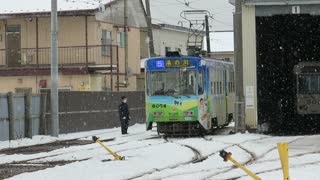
<box><xmin>204</xmin><ymin>136</ymin><xmax>307</xmax><ymax>180</ymax></box>
<box><xmin>0</xmin><ymin>132</ymin><xmax>163</xmax><ymax>179</ymax></box>
<box><xmin>133</xmin><ymin>136</ymin><xmax>280</xmax><ymax>180</ymax></box>
<box><xmin>221</xmin><ymin>150</ymin><xmax>320</xmax><ymax>180</ymax></box>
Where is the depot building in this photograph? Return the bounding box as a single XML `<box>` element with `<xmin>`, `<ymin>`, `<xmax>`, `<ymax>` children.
<box><xmin>230</xmin><ymin>0</ymin><xmax>320</xmax><ymax>133</ymax></box>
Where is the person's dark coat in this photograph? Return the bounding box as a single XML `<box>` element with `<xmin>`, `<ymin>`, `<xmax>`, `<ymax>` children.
<box><xmin>119</xmin><ymin>102</ymin><xmax>130</xmax><ymax>120</ymax></box>
<box><xmin>119</xmin><ymin>102</ymin><xmax>130</xmax><ymax>134</ymax></box>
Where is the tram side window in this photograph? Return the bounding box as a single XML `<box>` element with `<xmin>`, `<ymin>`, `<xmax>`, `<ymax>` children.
<box><xmin>228</xmin><ymin>71</ymin><xmax>235</xmax><ymax>93</ymax></box>
<box><xmin>215</xmin><ymin>82</ymin><xmax>217</xmax><ymax>94</ymax></box>
<box><xmin>298</xmin><ymin>75</ymin><xmax>320</xmax><ymax>94</ymax></box>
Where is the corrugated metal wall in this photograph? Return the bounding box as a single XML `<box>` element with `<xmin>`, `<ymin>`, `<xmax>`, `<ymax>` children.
<box><xmin>44</xmin><ymin>91</ymin><xmax>146</xmax><ymax>134</ymax></box>
<box><xmin>0</xmin><ymin>95</ymin><xmax>9</xmax><ymax>141</ymax></box>
<box><xmin>0</xmin><ymin>94</ymin><xmax>41</xmax><ymax>141</ymax></box>
<box><xmin>242</xmin><ymin>5</ymin><xmax>258</xmax><ymax>129</ymax></box>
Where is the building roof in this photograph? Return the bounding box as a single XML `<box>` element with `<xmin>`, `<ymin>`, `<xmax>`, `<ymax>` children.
<box><xmin>229</xmin><ymin>0</ymin><xmax>320</xmax><ymax>6</ymax></box>
<box><xmin>152</xmin><ymin>23</ymin><xmax>206</xmax><ymax>35</ymax></box>
<box><xmin>0</xmin><ymin>0</ymin><xmax>112</xmax><ymax>15</ymax></box>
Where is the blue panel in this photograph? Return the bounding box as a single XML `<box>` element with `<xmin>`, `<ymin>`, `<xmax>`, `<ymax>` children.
<box><xmin>156</xmin><ymin>60</ymin><xmax>165</xmax><ymax>68</ymax></box>
<box><xmin>14</xmin><ymin>96</ymin><xmax>25</xmax><ymax>139</ymax></box>
<box><xmin>31</xmin><ymin>96</ymin><xmax>41</xmax><ymax>136</ymax></box>
<box><xmin>0</xmin><ymin>96</ymin><xmax>8</xmax><ymax>119</ymax></box>
<box><xmin>0</xmin><ymin>120</ymin><xmax>9</xmax><ymax>141</ymax></box>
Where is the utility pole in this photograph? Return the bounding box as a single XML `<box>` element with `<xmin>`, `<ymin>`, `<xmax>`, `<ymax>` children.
<box><xmin>51</xmin><ymin>0</ymin><xmax>59</xmax><ymax>137</ymax></box>
<box><xmin>234</xmin><ymin>0</ymin><xmax>245</xmax><ymax>133</ymax></box>
<box><xmin>145</xmin><ymin>0</ymin><xmax>155</xmax><ymax>57</ymax></box>
<box><xmin>124</xmin><ymin>0</ymin><xmax>129</xmax><ymax>85</ymax></box>
<box><xmin>205</xmin><ymin>15</ymin><xmax>211</xmax><ymax>54</ymax></box>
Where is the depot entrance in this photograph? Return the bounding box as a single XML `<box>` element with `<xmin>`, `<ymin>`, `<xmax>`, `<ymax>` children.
<box><xmin>256</xmin><ymin>13</ymin><xmax>320</xmax><ymax>134</ymax></box>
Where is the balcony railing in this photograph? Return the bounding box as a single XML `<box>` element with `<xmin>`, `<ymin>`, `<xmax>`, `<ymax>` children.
<box><xmin>0</xmin><ymin>45</ymin><xmax>118</xmax><ymax>68</ymax></box>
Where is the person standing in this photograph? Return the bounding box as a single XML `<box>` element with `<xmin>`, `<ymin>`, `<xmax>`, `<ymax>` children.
<box><xmin>119</xmin><ymin>96</ymin><xmax>130</xmax><ymax>134</ymax></box>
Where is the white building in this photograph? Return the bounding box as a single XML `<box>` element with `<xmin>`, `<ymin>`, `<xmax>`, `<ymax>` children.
<box><xmin>204</xmin><ymin>31</ymin><xmax>234</xmax><ymax>62</ymax></box>
<box><xmin>152</xmin><ymin>23</ymin><xmax>205</xmax><ymax>56</ymax></box>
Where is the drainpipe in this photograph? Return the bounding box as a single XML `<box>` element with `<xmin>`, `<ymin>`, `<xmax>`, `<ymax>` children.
<box><xmin>124</xmin><ymin>0</ymin><xmax>129</xmax><ymax>87</ymax></box>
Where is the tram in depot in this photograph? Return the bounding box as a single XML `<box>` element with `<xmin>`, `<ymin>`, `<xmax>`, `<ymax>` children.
<box><xmin>294</xmin><ymin>62</ymin><xmax>320</xmax><ymax>114</ymax></box>
<box><xmin>144</xmin><ymin>55</ymin><xmax>235</xmax><ymax>135</ymax></box>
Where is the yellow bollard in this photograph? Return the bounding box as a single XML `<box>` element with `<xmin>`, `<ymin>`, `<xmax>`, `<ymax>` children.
<box><xmin>277</xmin><ymin>142</ymin><xmax>289</xmax><ymax>180</ymax></box>
<box><xmin>220</xmin><ymin>150</ymin><xmax>261</xmax><ymax>180</ymax></box>
<box><xmin>92</xmin><ymin>136</ymin><xmax>125</xmax><ymax>160</ymax></box>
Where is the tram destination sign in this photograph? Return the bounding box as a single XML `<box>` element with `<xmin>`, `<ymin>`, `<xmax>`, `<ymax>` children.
<box><xmin>155</xmin><ymin>59</ymin><xmax>191</xmax><ymax>68</ymax></box>
<box><xmin>155</xmin><ymin>59</ymin><xmax>192</xmax><ymax>68</ymax></box>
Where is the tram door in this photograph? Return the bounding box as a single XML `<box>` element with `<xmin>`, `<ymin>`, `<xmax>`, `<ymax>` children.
<box><xmin>216</xmin><ymin>68</ymin><xmax>227</xmax><ymax>126</ymax></box>
<box><xmin>221</xmin><ymin>70</ymin><xmax>227</xmax><ymax>124</ymax></box>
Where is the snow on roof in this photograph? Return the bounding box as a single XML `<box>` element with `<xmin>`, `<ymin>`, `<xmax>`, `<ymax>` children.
<box><xmin>0</xmin><ymin>0</ymin><xmax>112</xmax><ymax>15</ymax></box>
<box><xmin>204</xmin><ymin>31</ymin><xmax>234</xmax><ymax>53</ymax></box>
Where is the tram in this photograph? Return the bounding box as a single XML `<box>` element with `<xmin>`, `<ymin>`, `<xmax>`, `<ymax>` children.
<box><xmin>145</xmin><ymin>55</ymin><xmax>235</xmax><ymax>135</ymax></box>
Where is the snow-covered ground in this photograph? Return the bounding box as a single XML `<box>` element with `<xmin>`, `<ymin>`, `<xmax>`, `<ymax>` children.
<box><xmin>1</xmin><ymin>124</ymin><xmax>320</xmax><ymax>180</ymax></box>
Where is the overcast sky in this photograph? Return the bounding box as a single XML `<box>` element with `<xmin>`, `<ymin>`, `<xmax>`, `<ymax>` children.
<box><xmin>148</xmin><ymin>0</ymin><xmax>234</xmax><ymax>31</ymax></box>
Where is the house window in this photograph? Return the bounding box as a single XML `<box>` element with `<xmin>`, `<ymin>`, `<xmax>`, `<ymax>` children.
<box><xmin>117</xmin><ymin>32</ymin><xmax>127</xmax><ymax>48</ymax></box>
<box><xmin>101</xmin><ymin>30</ymin><xmax>112</xmax><ymax>56</ymax></box>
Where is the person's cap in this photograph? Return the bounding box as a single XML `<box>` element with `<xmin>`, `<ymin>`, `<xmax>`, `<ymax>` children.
<box><xmin>121</xmin><ymin>96</ymin><xmax>127</xmax><ymax>100</ymax></box>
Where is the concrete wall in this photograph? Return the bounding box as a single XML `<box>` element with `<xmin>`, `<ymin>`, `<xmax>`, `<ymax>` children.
<box><xmin>242</xmin><ymin>5</ymin><xmax>258</xmax><ymax>129</ymax></box>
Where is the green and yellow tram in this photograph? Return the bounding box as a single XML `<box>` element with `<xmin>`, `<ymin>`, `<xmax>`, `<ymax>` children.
<box><xmin>145</xmin><ymin>56</ymin><xmax>235</xmax><ymax>135</ymax></box>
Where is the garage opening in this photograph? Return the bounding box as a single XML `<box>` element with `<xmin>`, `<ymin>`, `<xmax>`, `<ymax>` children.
<box><xmin>256</xmin><ymin>14</ymin><xmax>320</xmax><ymax>134</ymax></box>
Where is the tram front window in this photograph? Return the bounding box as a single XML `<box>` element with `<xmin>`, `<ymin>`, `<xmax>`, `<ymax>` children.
<box><xmin>149</xmin><ymin>70</ymin><xmax>197</xmax><ymax>96</ymax></box>
<box><xmin>298</xmin><ymin>75</ymin><xmax>320</xmax><ymax>94</ymax></box>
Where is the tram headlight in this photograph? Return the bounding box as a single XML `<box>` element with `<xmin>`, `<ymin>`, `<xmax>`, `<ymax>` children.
<box><xmin>153</xmin><ymin>111</ymin><xmax>163</xmax><ymax>116</ymax></box>
<box><xmin>184</xmin><ymin>110</ymin><xmax>194</xmax><ymax>116</ymax></box>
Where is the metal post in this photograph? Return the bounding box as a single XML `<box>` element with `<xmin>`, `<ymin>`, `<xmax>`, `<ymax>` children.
<box><xmin>234</xmin><ymin>0</ymin><xmax>245</xmax><ymax>133</ymax></box>
<box><xmin>85</xmin><ymin>15</ymin><xmax>88</xmax><ymax>68</ymax></box>
<box><xmin>145</xmin><ymin>0</ymin><xmax>155</xmax><ymax>57</ymax></box>
<box><xmin>205</xmin><ymin>15</ymin><xmax>211</xmax><ymax>54</ymax></box>
<box><xmin>40</xmin><ymin>93</ymin><xmax>47</xmax><ymax>135</ymax></box>
<box><xmin>124</xmin><ymin>0</ymin><xmax>129</xmax><ymax>85</ymax></box>
<box><xmin>116</xmin><ymin>47</ymin><xmax>120</xmax><ymax>92</ymax></box>
<box><xmin>36</xmin><ymin>17</ymin><xmax>39</xmax><ymax>67</ymax></box>
<box><xmin>220</xmin><ymin>150</ymin><xmax>261</xmax><ymax>180</ymax></box>
<box><xmin>51</xmin><ymin>0</ymin><xmax>59</xmax><ymax>137</ymax></box>
<box><xmin>110</xmin><ymin>45</ymin><xmax>113</xmax><ymax>92</ymax></box>
<box><xmin>277</xmin><ymin>142</ymin><xmax>290</xmax><ymax>180</ymax></box>
<box><xmin>24</xmin><ymin>92</ymin><xmax>32</xmax><ymax>138</ymax></box>
<box><xmin>7</xmin><ymin>92</ymin><xmax>15</xmax><ymax>140</ymax></box>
